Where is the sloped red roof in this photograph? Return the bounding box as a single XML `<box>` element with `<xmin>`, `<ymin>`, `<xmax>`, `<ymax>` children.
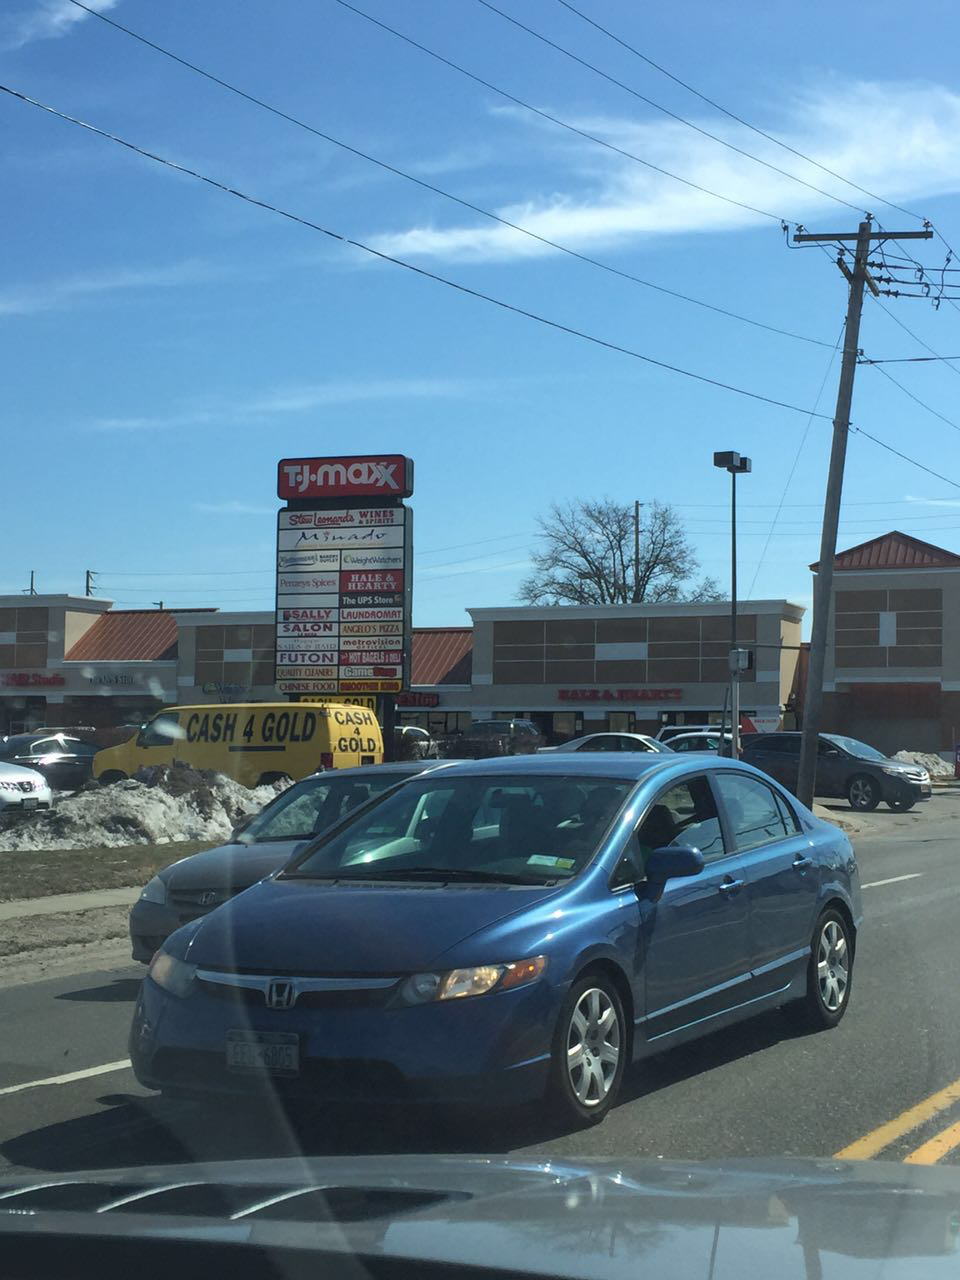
<box><xmin>411</xmin><ymin>628</ymin><xmax>473</xmax><ymax>685</ymax></box>
<box><xmin>66</xmin><ymin>610</ymin><xmax>190</xmax><ymax>661</ymax></box>
<box><xmin>811</xmin><ymin>530</ymin><xmax>960</xmax><ymax>572</ymax></box>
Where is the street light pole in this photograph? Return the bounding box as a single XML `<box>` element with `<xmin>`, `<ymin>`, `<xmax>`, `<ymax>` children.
<box><xmin>714</xmin><ymin>451</ymin><xmax>752</xmax><ymax>757</ymax></box>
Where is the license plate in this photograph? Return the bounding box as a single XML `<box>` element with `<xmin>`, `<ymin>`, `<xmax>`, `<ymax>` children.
<box><xmin>226</xmin><ymin>1030</ymin><xmax>300</xmax><ymax>1076</ymax></box>
<box><xmin>21</xmin><ymin>797</ymin><xmax>38</xmax><ymax>809</ymax></box>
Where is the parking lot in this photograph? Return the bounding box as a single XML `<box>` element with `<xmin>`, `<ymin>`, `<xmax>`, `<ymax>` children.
<box><xmin>1</xmin><ymin>789</ymin><xmax>958</xmax><ymax>1172</ymax></box>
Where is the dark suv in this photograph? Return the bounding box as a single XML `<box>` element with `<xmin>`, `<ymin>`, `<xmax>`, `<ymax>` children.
<box><xmin>444</xmin><ymin>719</ymin><xmax>543</xmax><ymax>759</ymax></box>
<box><xmin>740</xmin><ymin>731</ymin><xmax>932</xmax><ymax>812</ymax></box>
<box><xmin>0</xmin><ymin>732</ymin><xmax>98</xmax><ymax>790</ymax></box>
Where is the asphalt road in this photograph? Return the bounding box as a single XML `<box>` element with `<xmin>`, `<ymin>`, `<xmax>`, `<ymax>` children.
<box><xmin>1</xmin><ymin>793</ymin><xmax>959</xmax><ymax>1174</ymax></box>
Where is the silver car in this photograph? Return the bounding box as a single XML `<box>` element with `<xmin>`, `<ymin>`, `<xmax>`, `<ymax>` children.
<box><xmin>0</xmin><ymin>760</ymin><xmax>54</xmax><ymax>813</ymax></box>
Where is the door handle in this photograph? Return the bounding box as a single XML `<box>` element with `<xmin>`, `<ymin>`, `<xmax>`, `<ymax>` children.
<box><xmin>792</xmin><ymin>855</ymin><xmax>813</xmax><ymax>870</ymax></box>
<box><xmin>718</xmin><ymin>877</ymin><xmax>744</xmax><ymax>894</ymax></box>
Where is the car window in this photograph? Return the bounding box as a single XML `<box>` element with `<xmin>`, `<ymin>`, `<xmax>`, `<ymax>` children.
<box><xmin>619</xmin><ymin>737</ymin><xmax>649</xmax><ymax>752</ymax></box>
<box><xmin>634</xmin><ymin>775</ymin><xmax>726</xmax><ymax>865</ymax></box>
<box><xmin>714</xmin><ymin>773</ymin><xmax>790</xmax><ymax>852</ymax></box>
<box><xmin>578</xmin><ymin>737</ymin><xmax>618</xmax><ymax>752</ymax></box>
<box><xmin>773</xmin><ymin>789</ymin><xmax>801</xmax><ymax>833</ymax></box>
<box><xmin>136</xmin><ymin>712</ymin><xmax>184</xmax><ymax>748</ymax></box>
<box><xmin>28</xmin><ymin>738</ymin><xmax>62</xmax><ymax>754</ymax></box>
<box><xmin>243</xmin><ymin>773</ymin><xmax>409</xmax><ymax>842</ymax></box>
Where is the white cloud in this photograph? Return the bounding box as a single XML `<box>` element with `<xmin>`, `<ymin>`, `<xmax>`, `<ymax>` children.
<box><xmin>1</xmin><ymin>0</ymin><xmax>119</xmax><ymax>51</ymax></box>
<box><xmin>0</xmin><ymin>259</ymin><xmax>221</xmax><ymax>317</ymax></box>
<box><xmin>368</xmin><ymin>81</ymin><xmax>960</xmax><ymax>262</ymax></box>
<box><xmin>91</xmin><ymin>377</ymin><xmax>479</xmax><ymax>431</ymax></box>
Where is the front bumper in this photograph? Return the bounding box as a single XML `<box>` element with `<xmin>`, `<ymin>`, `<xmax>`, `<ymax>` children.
<box><xmin>880</xmin><ymin>775</ymin><xmax>931</xmax><ymax>804</ymax></box>
<box><xmin>129</xmin><ymin>899</ymin><xmax>210</xmax><ymax>963</ymax></box>
<box><xmin>129</xmin><ymin>971</ymin><xmax>558</xmax><ymax>1106</ymax></box>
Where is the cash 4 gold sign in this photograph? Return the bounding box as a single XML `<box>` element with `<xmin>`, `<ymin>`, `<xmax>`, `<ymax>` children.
<box><xmin>275</xmin><ymin>454</ymin><xmax>413</xmax><ymax>695</ymax></box>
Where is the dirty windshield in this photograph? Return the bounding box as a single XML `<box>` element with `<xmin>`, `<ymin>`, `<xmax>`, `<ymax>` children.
<box><xmin>3</xmin><ymin>0</ymin><xmax>960</xmax><ymax>1266</ymax></box>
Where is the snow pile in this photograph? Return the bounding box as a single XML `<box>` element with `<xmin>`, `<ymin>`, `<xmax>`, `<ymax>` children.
<box><xmin>893</xmin><ymin>750</ymin><xmax>953</xmax><ymax>778</ymax></box>
<box><xmin>0</xmin><ymin>763</ymin><xmax>288</xmax><ymax>852</ymax></box>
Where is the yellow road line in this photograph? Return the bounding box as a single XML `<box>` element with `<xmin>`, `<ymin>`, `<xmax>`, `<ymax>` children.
<box><xmin>904</xmin><ymin>1117</ymin><xmax>960</xmax><ymax>1165</ymax></box>
<box><xmin>834</xmin><ymin>1074</ymin><xmax>960</xmax><ymax>1160</ymax></box>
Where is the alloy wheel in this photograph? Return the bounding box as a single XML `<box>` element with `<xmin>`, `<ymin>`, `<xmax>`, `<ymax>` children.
<box><xmin>566</xmin><ymin>987</ymin><xmax>621</xmax><ymax>1107</ymax></box>
<box><xmin>817</xmin><ymin>919</ymin><xmax>849</xmax><ymax>1012</ymax></box>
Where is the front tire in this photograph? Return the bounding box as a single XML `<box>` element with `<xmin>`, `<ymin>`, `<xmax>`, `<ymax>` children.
<box><xmin>787</xmin><ymin>909</ymin><xmax>854</xmax><ymax>1030</ymax></box>
<box><xmin>848</xmin><ymin>774</ymin><xmax>880</xmax><ymax>811</ymax></box>
<box><xmin>98</xmin><ymin>770</ymin><xmax>127</xmax><ymax>785</ymax></box>
<box><xmin>887</xmin><ymin>796</ymin><xmax>915</xmax><ymax>812</ymax></box>
<box><xmin>548</xmin><ymin>974</ymin><xmax>626</xmax><ymax>1125</ymax></box>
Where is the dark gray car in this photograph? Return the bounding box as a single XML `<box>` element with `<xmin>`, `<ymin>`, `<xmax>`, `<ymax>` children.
<box><xmin>741</xmin><ymin>731</ymin><xmax>932</xmax><ymax>811</ymax></box>
<box><xmin>129</xmin><ymin>761</ymin><xmax>455</xmax><ymax>961</ymax></box>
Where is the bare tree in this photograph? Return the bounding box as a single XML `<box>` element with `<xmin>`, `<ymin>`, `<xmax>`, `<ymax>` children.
<box><xmin>518</xmin><ymin>499</ymin><xmax>721</xmax><ymax>606</ymax></box>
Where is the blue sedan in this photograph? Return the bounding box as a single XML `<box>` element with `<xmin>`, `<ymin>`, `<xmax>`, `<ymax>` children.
<box><xmin>131</xmin><ymin>754</ymin><xmax>861</xmax><ymax>1124</ymax></box>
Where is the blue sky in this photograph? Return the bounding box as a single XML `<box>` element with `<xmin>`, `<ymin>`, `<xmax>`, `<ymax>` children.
<box><xmin>4</xmin><ymin>0</ymin><xmax>960</xmax><ymax>631</ymax></box>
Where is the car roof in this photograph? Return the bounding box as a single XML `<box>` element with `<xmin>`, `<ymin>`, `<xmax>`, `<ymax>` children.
<box><xmin>425</xmin><ymin>753</ymin><xmax>765</xmax><ymax>781</ymax></box>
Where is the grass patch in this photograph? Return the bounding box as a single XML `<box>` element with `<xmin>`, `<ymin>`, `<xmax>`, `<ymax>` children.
<box><xmin>0</xmin><ymin>840</ymin><xmax>217</xmax><ymax>902</ymax></box>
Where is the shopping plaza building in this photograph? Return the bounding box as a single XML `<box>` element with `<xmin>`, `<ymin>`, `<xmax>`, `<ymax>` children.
<box><xmin>1</xmin><ymin>531</ymin><xmax>956</xmax><ymax>752</ymax></box>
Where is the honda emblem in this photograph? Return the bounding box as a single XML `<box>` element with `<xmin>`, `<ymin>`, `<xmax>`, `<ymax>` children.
<box><xmin>266</xmin><ymin>980</ymin><xmax>296</xmax><ymax>1010</ymax></box>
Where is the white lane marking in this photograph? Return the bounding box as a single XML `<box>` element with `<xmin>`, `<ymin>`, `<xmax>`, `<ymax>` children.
<box><xmin>861</xmin><ymin>873</ymin><xmax>923</xmax><ymax>890</ymax></box>
<box><xmin>0</xmin><ymin>1059</ymin><xmax>130</xmax><ymax>1098</ymax></box>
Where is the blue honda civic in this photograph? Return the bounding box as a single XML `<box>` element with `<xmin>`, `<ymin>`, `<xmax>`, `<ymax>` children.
<box><xmin>131</xmin><ymin>754</ymin><xmax>862</xmax><ymax>1124</ymax></box>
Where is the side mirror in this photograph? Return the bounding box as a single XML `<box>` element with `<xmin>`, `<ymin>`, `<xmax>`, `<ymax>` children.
<box><xmin>231</xmin><ymin>814</ymin><xmax>253</xmax><ymax>841</ymax></box>
<box><xmin>645</xmin><ymin>845</ymin><xmax>705</xmax><ymax>884</ymax></box>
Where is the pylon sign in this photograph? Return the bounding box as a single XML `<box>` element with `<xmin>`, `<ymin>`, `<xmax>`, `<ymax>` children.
<box><xmin>275</xmin><ymin>455</ymin><xmax>413</xmax><ymax>695</ymax></box>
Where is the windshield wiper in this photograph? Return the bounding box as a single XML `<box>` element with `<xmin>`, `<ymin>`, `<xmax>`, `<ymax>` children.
<box><xmin>287</xmin><ymin>866</ymin><xmax>551</xmax><ymax>885</ymax></box>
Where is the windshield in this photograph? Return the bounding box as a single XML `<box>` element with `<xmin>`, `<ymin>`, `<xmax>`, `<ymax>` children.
<box><xmin>824</xmin><ymin>734</ymin><xmax>888</xmax><ymax>761</ymax></box>
<box><xmin>288</xmin><ymin>774</ymin><xmax>632</xmax><ymax>883</ymax></box>
<box><xmin>239</xmin><ymin>771</ymin><xmax>412</xmax><ymax>842</ymax></box>
<box><xmin>5</xmin><ymin>0</ymin><xmax>960</xmax><ymax>1239</ymax></box>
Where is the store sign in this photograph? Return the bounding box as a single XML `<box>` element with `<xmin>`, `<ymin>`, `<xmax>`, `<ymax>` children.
<box><xmin>277</xmin><ymin>455</ymin><xmax>414</xmax><ymax>500</ymax></box>
<box><xmin>558</xmin><ymin>688</ymin><xmax>683</xmax><ymax>702</ymax></box>
<box><xmin>397</xmin><ymin>691</ymin><xmax>440</xmax><ymax>707</ymax></box>
<box><xmin>275</xmin><ymin>476</ymin><xmax>413</xmax><ymax>696</ymax></box>
<box><xmin>2</xmin><ymin>672</ymin><xmax>65</xmax><ymax>688</ymax></box>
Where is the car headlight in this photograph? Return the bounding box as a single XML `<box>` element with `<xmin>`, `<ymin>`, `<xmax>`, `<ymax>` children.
<box><xmin>397</xmin><ymin>955</ymin><xmax>547</xmax><ymax>1006</ymax></box>
<box><xmin>148</xmin><ymin>951</ymin><xmax>197</xmax><ymax>998</ymax></box>
<box><xmin>139</xmin><ymin>875</ymin><xmax>167</xmax><ymax>905</ymax></box>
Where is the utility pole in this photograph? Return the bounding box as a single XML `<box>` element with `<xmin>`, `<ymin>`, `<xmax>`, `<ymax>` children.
<box><xmin>714</xmin><ymin>452</ymin><xmax>751</xmax><ymax>756</ymax></box>
<box><xmin>794</xmin><ymin>217</ymin><xmax>933</xmax><ymax>807</ymax></box>
<box><xmin>632</xmin><ymin>500</ymin><xmax>644</xmax><ymax>602</ymax></box>
<box><xmin>27</xmin><ymin>571</ymin><xmax>36</xmax><ymax>596</ymax></box>
<box><xmin>152</xmin><ymin>600</ymin><xmax>164</xmax><ymax>610</ymax></box>
<box><xmin>84</xmin><ymin>569</ymin><xmax>96</xmax><ymax>597</ymax></box>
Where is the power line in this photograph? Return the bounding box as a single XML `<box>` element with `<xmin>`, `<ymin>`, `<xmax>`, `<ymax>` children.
<box><xmin>0</xmin><ymin>82</ymin><xmax>834</xmax><ymax>421</ymax></box>
<box><xmin>864</xmin><ymin>362</ymin><xmax>960</xmax><ymax>436</ymax></box>
<box><xmin>474</xmin><ymin>0</ymin><xmax>867</xmax><ymax>216</ymax></box>
<box><xmin>871</xmin><ymin>296</ymin><xmax>960</xmax><ymax>381</ymax></box>
<box><xmin>550</xmin><ymin>0</ymin><xmax>928</xmax><ymax>225</ymax></box>
<box><xmin>859</xmin><ymin>354</ymin><xmax>960</xmax><ymax>364</ymax></box>
<box><xmin>61</xmin><ymin>0</ymin><xmax>831</xmax><ymax>350</ymax></box>
<box><xmin>331</xmin><ymin>0</ymin><xmax>787</xmax><ymax>224</ymax></box>
<box><xmin>5</xmin><ymin>83</ymin><xmax>958</xmax><ymax>495</ymax></box>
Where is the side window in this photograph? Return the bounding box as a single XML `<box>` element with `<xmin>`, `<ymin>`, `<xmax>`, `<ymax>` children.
<box><xmin>579</xmin><ymin>737</ymin><xmax>617</xmax><ymax>752</ymax></box>
<box><xmin>780</xmin><ymin>737</ymin><xmax>802</xmax><ymax>756</ymax></box>
<box><xmin>714</xmin><ymin>773</ymin><xmax>789</xmax><ymax>852</ymax></box>
<box><xmin>137</xmin><ymin>712</ymin><xmax>182</xmax><ymax>748</ymax></box>
<box><xmin>634</xmin><ymin>776</ymin><xmax>726</xmax><ymax>867</ymax></box>
<box><xmin>773</xmin><ymin>789</ymin><xmax>801</xmax><ymax>833</ymax></box>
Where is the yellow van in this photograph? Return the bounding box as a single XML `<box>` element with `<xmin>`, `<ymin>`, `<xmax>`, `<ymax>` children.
<box><xmin>92</xmin><ymin>702</ymin><xmax>383</xmax><ymax>787</ymax></box>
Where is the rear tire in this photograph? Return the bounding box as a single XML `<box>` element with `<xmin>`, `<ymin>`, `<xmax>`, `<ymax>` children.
<box><xmin>98</xmin><ymin>771</ymin><xmax>127</xmax><ymax>785</ymax></box>
<box><xmin>786</xmin><ymin>908</ymin><xmax>854</xmax><ymax>1031</ymax></box>
<box><xmin>847</xmin><ymin>774</ymin><xmax>880</xmax><ymax>811</ymax></box>
<box><xmin>547</xmin><ymin>973</ymin><xmax>626</xmax><ymax>1126</ymax></box>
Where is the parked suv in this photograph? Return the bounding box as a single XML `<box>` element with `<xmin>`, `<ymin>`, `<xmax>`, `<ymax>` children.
<box><xmin>0</xmin><ymin>732</ymin><xmax>98</xmax><ymax>790</ymax></box>
<box><xmin>740</xmin><ymin>731</ymin><xmax>931</xmax><ymax>811</ymax></box>
<box><xmin>444</xmin><ymin>718</ymin><xmax>543</xmax><ymax>759</ymax></box>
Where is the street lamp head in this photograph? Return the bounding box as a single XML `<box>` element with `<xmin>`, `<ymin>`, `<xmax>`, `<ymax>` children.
<box><xmin>713</xmin><ymin>450</ymin><xmax>752</xmax><ymax>474</ymax></box>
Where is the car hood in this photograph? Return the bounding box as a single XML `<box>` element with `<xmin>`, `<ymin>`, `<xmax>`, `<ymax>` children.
<box><xmin>0</xmin><ymin>761</ymin><xmax>47</xmax><ymax>784</ymax></box>
<box><xmin>1</xmin><ymin>1156</ymin><xmax>958</xmax><ymax>1279</ymax></box>
<box><xmin>180</xmin><ymin>874</ymin><xmax>559</xmax><ymax>971</ymax></box>
<box><xmin>162</xmin><ymin>840</ymin><xmax>306</xmax><ymax>894</ymax></box>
